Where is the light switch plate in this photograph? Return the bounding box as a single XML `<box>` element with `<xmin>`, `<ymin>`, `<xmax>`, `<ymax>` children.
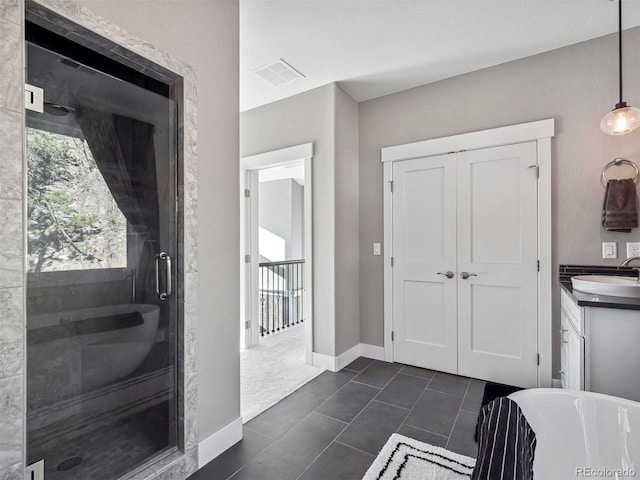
<box><xmin>602</xmin><ymin>242</ymin><xmax>617</xmax><ymax>259</ymax></box>
<box><xmin>626</xmin><ymin>242</ymin><xmax>640</xmax><ymax>258</ymax></box>
<box><xmin>373</xmin><ymin>243</ymin><xmax>381</xmax><ymax>256</ymax></box>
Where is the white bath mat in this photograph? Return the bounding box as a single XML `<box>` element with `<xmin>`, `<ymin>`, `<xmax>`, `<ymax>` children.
<box><xmin>363</xmin><ymin>433</ymin><xmax>476</xmax><ymax>480</ymax></box>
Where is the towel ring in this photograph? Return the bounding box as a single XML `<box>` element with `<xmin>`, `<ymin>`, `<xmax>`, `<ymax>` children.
<box><xmin>601</xmin><ymin>158</ymin><xmax>640</xmax><ymax>186</ymax></box>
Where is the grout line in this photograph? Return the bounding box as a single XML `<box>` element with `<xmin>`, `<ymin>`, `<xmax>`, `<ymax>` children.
<box><xmin>459</xmin><ymin>379</ymin><xmax>484</xmax><ymax>414</ymax></box>
<box><xmin>373</xmin><ymin>366</ymin><xmax>404</xmax><ymax>391</ymax></box>
<box><xmin>338</xmin><ymin>388</ymin><xmax>395</xmax><ymax>435</ymax></box>
<box><xmin>398</xmin><ymin>371</ymin><xmax>435</xmax><ymax>381</ymax></box>
<box><xmin>350</xmin><ymin>379</ymin><xmax>383</xmax><ymax>389</ymax></box>
<box><xmin>333</xmin><ymin>440</ymin><xmax>376</xmax><ymax>458</ymax></box>
<box><xmin>243</xmin><ymin>424</ymin><xmax>276</xmax><ymax>441</ymax></box>
<box><xmin>397</xmin><ymin>422</ymin><xmax>449</xmax><ymax>441</ymax></box>
<box><xmin>422</xmin><ymin>386</ymin><xmax>467</xmax><ymax>399</ymax></box>
<box><xmin>311</xmin><ymin>410</ymin><xmax>349</xmax><ymax>425</ymax></box>
<box><xmin>370</xmin><ymin>398</ymin><xmax>411</xmax><ymax>411</ymax></box>
<box><xmin>424</xmin><ymin>373</ymin><xmax>434</xmax><ymax>390</ymax></box>
<box><xmin>424</xmin><ymin>383</ymin><xmax>468</xmax><ymax>398</ymax></box>
<box><xmin>223</xmin><ymin>432</ymin><xmax>282</xmax><ymax>480</ymax></box>
<box><xmin>461</xmin><ymin>378</ymin><xmax>472</xmax><ymax>403</ymax></box>
<box><xmin>460</xmin><ymin>406</ymin><xmax>481</xmax><ymax>415</ymax></box>
<box><xmin>294</xmin><ymin>415</ymin><xmax>354</xmax><ymax>480</ymax></box>
<box><xmin>315</xmin><ymin>374</ymin><xmax>371</xmax><ymax>409</ymax></box>
<box><xmin>242</xmin><ymin>424</ymin><xmax>274</xmax><ymax>440</ymax></box>
<box><xmin>445</xmin><ymin>390</ymin><xmax>466</xmax><ymax>450</ymax></box>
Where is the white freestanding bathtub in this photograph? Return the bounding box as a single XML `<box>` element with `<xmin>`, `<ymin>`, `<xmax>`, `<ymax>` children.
<box><xmin>28</xmin><ymin>304</ymin><xmax>160</xmax><ymax>393</ymax></box>
<box><xmin>509</xmin><ymin>389</ymin><xmax>640</xmax><ymax>479</ymax></box>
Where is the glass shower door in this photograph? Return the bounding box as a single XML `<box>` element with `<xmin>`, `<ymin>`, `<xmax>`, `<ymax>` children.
<box><xmin>25</xmin><ymin>25</ymin><xmax>178</xmax><ymax>480</ymax></box>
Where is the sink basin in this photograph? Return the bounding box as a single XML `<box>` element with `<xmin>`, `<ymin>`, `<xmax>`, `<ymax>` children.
<box><xmin>571</xmin><ymin>275</ymin><xmax>640</xmax><ymax>298</ymax></box>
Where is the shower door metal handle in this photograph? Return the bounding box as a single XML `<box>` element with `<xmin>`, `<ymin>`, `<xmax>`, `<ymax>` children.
<box><xmin>165</xmin><ymin>253</ymin><xmax>172</xmax><ymax>298</ymax></box>
<box><xmin>155</xmin><ymin>252</ymin><xmax>172</xmax><ymax>301</ymax></box>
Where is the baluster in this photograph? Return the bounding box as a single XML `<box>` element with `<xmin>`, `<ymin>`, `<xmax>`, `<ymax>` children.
<box><xmin>285</xmin><ymin>262</ymin><xmax>290</xmax><ymax>328</ymax></box>
<box><xmin>260</xmin><ymin>266</ymin><xmax>265</xmax><ymax>336</ymax></box>
<box><xmin>293</xmin><ymin>262</ymin><xmax>298</xmax><ymax>324</ymax></box>
<box><xmin>297</xmin><ymin>262</ymin><xmax>301</xmax><ymax>324</ymax></box>
<box><xmin>271</xmin><ymin>266</ymin><xmax>275</xmax><ymax>334</ymax></box>
<box><xmin>277</xmin><ymin>265</ymin><xmax>281</xmax><ymax>331</ymax></box>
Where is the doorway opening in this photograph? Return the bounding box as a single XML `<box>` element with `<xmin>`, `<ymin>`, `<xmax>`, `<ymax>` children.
<box><xmin>239</xmin><ymin>144</ymin><xmax>321</xmax><ymax>422</ymax></box>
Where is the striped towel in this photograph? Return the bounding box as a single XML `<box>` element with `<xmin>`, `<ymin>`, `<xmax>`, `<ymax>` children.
<box><xmin>471</xmin><ymin>397</ymin><xmax>536</xmax><ymax>480</ymax></box>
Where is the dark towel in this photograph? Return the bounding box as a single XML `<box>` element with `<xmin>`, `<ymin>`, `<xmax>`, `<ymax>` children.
<box><xmin>471</xmin><ymin>397</ymin><xmax>536</xmax><ymax>480</ymax></box>
<box><xmin>602</xmin><ymin>178</ymin><xmax>638</xmax><ymax>232</ymax></box>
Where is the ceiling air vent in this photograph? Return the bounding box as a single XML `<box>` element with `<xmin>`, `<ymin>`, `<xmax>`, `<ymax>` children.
<box><xmin>253</xmin><ymin>59</ymin><xmax>305</xmax><ymax>87</ymax></box>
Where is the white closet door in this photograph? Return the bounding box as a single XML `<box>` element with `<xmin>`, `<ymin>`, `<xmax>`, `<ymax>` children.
<box><xmin>456</xmin><ymin>142</ymin><xmax>538</xmax><ymax>388</ymax></box>
<box><xmin>392</xmin><ymin>154</ymin><xmax>458</xmax><ymax>373</ymax></box>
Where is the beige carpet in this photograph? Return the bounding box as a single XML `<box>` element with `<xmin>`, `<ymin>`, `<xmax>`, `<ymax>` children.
<box><xmin>240</xmin><ymin>324</ymin><xmax>324</xmax><ymax>422</ymax></box>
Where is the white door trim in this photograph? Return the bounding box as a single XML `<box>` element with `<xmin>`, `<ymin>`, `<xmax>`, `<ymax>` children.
<box><xmin>242</xmin><ymin>143</ymin><xmax>313</xmax><ymax>170</ymax></box>
<box><xmin>381</xmin><ymin>118</ymin><xmax>554</xmax><ymax>162</ymax></box>
<box><xmin>240</xmin><ymin>143</ymin><xmax>314</xmax><ymax>365</ymax></box>
<box><xmin>381</xmin><ymin>119</ymin><xmax>554</xmax><ymax>387</ymax></box>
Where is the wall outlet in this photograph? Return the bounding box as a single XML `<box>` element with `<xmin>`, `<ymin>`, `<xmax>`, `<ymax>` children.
<box><xmin>627</xmin><ymin>242</ymin><xmax>640</xmax><ymax>258</ymax></box>
<box><xmin>602</xmin><ymin>242</ymin><xmax>617</xmax><ymax>259</ymax></box>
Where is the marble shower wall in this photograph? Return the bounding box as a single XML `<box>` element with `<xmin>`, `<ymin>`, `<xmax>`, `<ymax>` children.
<box><xmin>0</xmin><ymin>0</ymin><xmax>199</xmax><ymax>478</ymax></box>
<box><xmin>0</xmin><ymin>0</ymin><xmax>26</xmax><ymax>478</ymax></box>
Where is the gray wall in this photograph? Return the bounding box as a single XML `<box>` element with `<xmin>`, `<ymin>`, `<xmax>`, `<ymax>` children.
<box><xmin>241</xmin><ymin>84</ymin><xmax>336</xmax><ymax>355</ymax></box>
<box><xmin>334</xmin><ymin>86</ymin><xmax>360</xmax><ymax>355</ymax></box>
<box><xmin>291</xmin><ymin>180</ymin><xmax>304</xmax><ymax>260</ymax></box>
<box><xmin>359</xmin><ymin>28</ymin><xmax>640</xmax><ymax>376</ymax></box>
<box><xmin>259</xmin><ymin>178</ymin><xmax>304</xmax><ymax>261</ymax></box>
<box><xmin>80</xmin><ymin>0</ymin><xmax>241</xmax><ymax>441</ymax></box>
<box><xmin>260</xmin><ymin>179</ymin><xmax>292</xmax><ymax>261</ymax></box>
<box><xmin>242</xmin><ymin>83</ymin><xmax>361</xmax><ymax>357</ymax></box>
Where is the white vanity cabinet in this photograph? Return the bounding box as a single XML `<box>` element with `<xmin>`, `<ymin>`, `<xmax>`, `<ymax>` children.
<box><xmin>560</xmin><ymin>289</ymin><xmax>584</xmax><ymax>390</ymax></box>
<box><xmin>560</xmin><ymin>285</ymin><xmax>640</xmax><ymax>401</ymax></box>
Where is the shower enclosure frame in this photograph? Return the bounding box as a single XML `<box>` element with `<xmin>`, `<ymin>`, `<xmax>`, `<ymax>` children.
<box><xmin>6</xmin><ymin>1</ymin><xmax>200</xmax><ymax>478</ymax></box>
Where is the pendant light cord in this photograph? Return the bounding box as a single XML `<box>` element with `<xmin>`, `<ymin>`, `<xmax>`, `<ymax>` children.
<box><xmin>619</xmin><ymin>0</ymin><xmax>623</xmax><ymax>105</ymax></box>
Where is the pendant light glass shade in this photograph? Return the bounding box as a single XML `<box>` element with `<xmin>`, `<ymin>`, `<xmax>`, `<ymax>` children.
<box><xmin>600</xmin><ymin>103</ymin><xmax>640</xmax><ymax>135</ymax></box>
<box><xmin>600</xmin><ymin>0</ymin><xmax>640</xmax><ymax>135</ymax></box>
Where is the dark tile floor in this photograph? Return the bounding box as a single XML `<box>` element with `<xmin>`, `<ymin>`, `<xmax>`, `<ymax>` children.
<box><xmin>188</xmin><ymin>358</ymin><xmax>487</xmax><ymax>480</ymax></box>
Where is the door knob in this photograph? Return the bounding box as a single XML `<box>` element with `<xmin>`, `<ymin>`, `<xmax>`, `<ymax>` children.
<box><xmin>460</xmin><ymin>272</ymin><xmax>478</xmax><ymax>280</ymax></box>
<box><xmin>437</xmin><ymin>271</ymin><xmax>455</xmax><ymax>279</ymax></box>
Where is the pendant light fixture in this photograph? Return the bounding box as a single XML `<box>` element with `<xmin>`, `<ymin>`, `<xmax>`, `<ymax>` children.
<box><xmin>600</xmin><ymin>0</ymin><xmax>640</xmax><ymax>135</ymax></box>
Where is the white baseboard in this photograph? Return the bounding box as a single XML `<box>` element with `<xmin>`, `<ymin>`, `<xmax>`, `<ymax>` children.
<box><xmin>312</xmin><ymin>343</ymin><xmax>388</xmax><ymax>372</ymax></box>
<box><xmin>360</xmin><ymin>343</ymin><xmax>385</xmax><ymax>361</ymax></box>
<box><xmin>312</xmin><ymin>352</ymin><xmax>337</xmax><ymax>371</ymax></box>
<box><xmin>197</xmin><ymin>417</ymin><xmax>242</xmax><ymax>469</ymax></box>
<box><xmin>335</xmin><ymin>344</ymin><xmax>361</xmax><ymax>371</ymax></box>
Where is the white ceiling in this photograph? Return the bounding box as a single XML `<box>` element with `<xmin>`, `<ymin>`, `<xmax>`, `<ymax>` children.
<box><xmin>241</xmin><ymin>0</ymin><xmax>640</xmax><ymax>112</ymax></box>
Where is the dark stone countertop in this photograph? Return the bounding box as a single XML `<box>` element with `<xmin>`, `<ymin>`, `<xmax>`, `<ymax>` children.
<box><xmin>560</xmin><ymin>264</ymin><xmax>640</xmax><ymax>311</ymax></box>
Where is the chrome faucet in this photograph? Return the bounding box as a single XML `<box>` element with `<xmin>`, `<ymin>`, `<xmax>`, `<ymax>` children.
<box><xmin>621</xmin><ymin>256</ymin><xmax>640</xmax><ymax>266</ymax></box>
<box><xmin>620</xmin><ymin>257</ymin><xmax>640</xmax><ymax>281</ymax></box>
